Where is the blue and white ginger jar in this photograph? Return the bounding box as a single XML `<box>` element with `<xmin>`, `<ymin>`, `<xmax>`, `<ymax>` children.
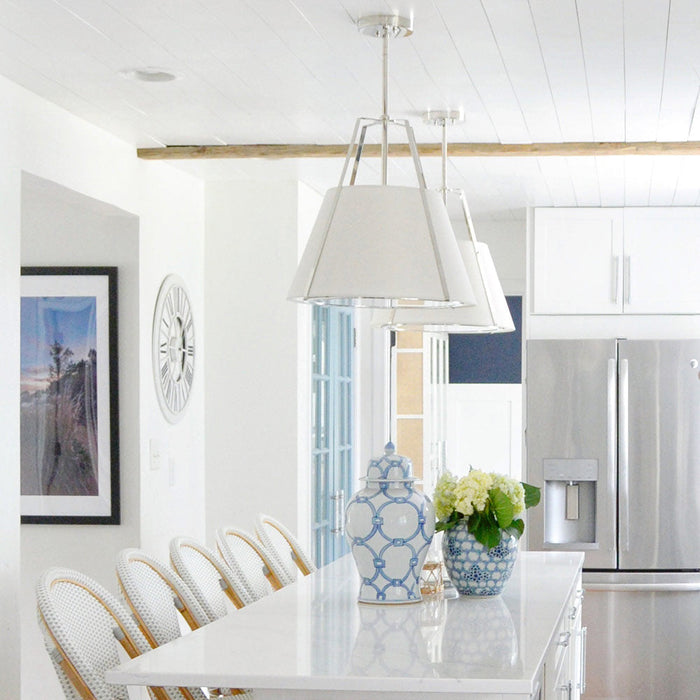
<box><xmin>442</xmin><ymin>522</ymin><xmax>518</xmax><ymax>597</ymax></box>
<box><xmin>345</xmin><ymin>442</ymin><xmax>435</xmax><ymax>604</ymax></box>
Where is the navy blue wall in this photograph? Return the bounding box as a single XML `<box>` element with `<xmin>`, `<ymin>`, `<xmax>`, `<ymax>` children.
<box><xmin>448</xmin><ymin>296</ymin><xmax>522</xmax><ymax>384</ymax></box>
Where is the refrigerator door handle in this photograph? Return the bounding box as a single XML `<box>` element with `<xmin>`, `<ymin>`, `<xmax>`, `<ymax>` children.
<box><xmin>607</xmin><ymin>357</ymin><xmax>618</xmax><ymax>551</ymax></box>
<box><xmin>619</xmin><ymin>357</ymin><xmax>630</xmax><ymax>553</ymax></box>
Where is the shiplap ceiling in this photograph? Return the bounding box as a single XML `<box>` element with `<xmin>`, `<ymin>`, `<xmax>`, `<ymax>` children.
<box><xmin>3</xmin><ymin>0</ymin><xmax>700</xmax><ymax>219</ymax></box>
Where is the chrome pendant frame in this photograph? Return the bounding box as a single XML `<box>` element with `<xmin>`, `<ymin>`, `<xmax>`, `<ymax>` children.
<box><xmin>287</xmin><ymin>15</ymin><xmax>475</xmax><ymax>309</ymax></box>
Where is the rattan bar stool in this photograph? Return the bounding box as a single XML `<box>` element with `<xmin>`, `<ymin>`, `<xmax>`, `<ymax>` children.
<box><xmin>169</xmin><ymin>536</ymin><xmax>253</xmax><ymax>620</ymax></box>
<box><xmin>116</xmin><ymin>548</ymin><xmax>209</xmax><ymax>645</ymax></box>
<box><xmin>215</xmin><ymin>527</ymin><xmax>282</xmax><ymax>602</ymax></box>
<box><xmin>255</xmin><ymin>513</ymin><xmax>316</xmax><ymax>582</ymax></box>
<box><xmin>117</xmin><ymin>549</ymin><xmax>253</xmax><ymax>699</ymax></box>
<box><xmin>36</xmin><ymin>566</ymin><xmax>197</xmax><ymax>700</ymax></box>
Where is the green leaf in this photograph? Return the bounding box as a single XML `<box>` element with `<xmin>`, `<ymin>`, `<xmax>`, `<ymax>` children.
<box><xmin>522</xmin><ymin>482</ymin><xmax>541</xmax><ymax>509</ymax></box>
<box><xmin>469</xmin><ymin>511</ymin><xmax>501</xmax><ymax>550</ymax></box>
<box><xmin>489</xmin><ymin>488</ymin><xmax>514</xmax><ymax>529</ymax></box>
<box><xmin>505</xmin><ymin>518</ymin><xmax>525</xmax><ymax>539</ymax></box>
<box><xmin>436</xmin><ymin>510</ymin><xmax>463</xmax><ymax>532</ymax></box>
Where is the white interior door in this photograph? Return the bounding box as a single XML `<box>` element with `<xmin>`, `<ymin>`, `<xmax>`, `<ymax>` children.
<box><xmin>445</xmin><ymin>384</ymin><xmax>523</xmax><ymax>481</ymax></box>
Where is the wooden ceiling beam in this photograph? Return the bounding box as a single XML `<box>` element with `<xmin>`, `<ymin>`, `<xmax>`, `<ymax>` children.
<box><xmin>137</xmin><ymin>140</ymin><xmax>700</xmax><ymax>160</ymax></box>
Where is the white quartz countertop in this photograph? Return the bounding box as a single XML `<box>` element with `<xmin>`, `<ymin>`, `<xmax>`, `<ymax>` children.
<box><xmin>107</xmin><ymin>550</ymin><xmax>583</xmax><ymax>697</ymax></box>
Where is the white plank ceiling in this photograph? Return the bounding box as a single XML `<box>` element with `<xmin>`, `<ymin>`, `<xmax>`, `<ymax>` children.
<box><xmin>2</xmin><ymin>0</ymin><xmax>700</xmax><ymax>219</ymax></box>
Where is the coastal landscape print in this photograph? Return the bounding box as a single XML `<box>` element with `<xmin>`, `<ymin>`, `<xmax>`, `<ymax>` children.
<box><xmin>21</xmin><ymin>294</ymin><xmax>99</xmax><ymax>498</ymax></box>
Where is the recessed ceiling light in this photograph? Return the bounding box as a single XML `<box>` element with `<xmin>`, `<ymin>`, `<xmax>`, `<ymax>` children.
<box><xmin>119</xmin><ymin>67</ymin><xmax>181</xmax><ymax>83</ymax></box>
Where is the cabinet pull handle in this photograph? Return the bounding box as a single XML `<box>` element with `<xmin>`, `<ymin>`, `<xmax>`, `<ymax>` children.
<box><xmin>624</xmin><ymin>255</ymin><xmax>631</xmax><ymax>304</ymax></box>
<box><xmin>558</xmin><ymin>681</ymin><xmax>573</xmax><ymax>700</ymax></box>
<box><xmin>557</xmin><ymin>631</ymin><xmax>571</xmax><ymax>647</ymax></box>
<box><xmin>579</xmin><ymin>626</ymin><xmax>588</xmax><ymax>694</ymax></box>
<box><xmin>612</xmin><ymin>255</ymin><xmax>620</xmax><ymax>303</ymax></box>
<box><xmin>330</xmin><ymin>490</ymin><xmax>345</xmax><ymax>535</ymax></box>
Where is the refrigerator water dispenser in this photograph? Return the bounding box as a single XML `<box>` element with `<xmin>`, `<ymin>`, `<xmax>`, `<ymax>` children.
<box><xmin>543</xmin><ymin>459</ymin><xmax>598</xmax><ymax>545</ymax></box>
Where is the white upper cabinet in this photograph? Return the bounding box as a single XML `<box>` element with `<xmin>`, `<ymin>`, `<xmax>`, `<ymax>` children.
<box><xmin>622</xmin><ymin>209</ymin><xmax>700</xmax><ymax>313</ymax></box>
<box><xmin>533</xmin><ymin>208</ymin><xmax>624</xmax><ymax>314</ymax></box>
<box><xmin>532</xmin><ymin>207</ymin><xmax>700</xmax><ymax>315</ymax></box>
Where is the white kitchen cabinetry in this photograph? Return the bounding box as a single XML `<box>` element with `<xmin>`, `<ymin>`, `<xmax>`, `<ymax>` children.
<box><xmin>543</xmin><ymin>576</ymin><xmax>586</xmax><ymax>700</ymax></box>
<box><xmin>532</xmin><ymin>207</ymin><xmax>700</xmax><ymax>315</ymax></box>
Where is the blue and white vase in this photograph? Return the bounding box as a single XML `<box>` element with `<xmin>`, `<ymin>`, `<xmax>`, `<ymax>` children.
<box><xmin>442</xmin><ymin>522</ymin><xmax>518</xmax><ymax>597</ymax></box>
<box><xmin>345</xmin><ymin>443</ymin><xmax>435</xmax><ymax>604</ymax></box>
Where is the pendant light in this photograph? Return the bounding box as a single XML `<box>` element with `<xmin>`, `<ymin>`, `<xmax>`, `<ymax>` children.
<box><xmin>372</xmin><ymin>111</ymin><xmax>515</xmax><ymax>332</ymax></box>
<box><xmin>288</xmin><ymin>16</ymin><xmax>476</xmax><ymax>309</ymax></box>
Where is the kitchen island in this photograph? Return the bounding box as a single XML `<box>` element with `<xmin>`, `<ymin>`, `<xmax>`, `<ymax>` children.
<box><xmin>107</xmin><ymin>551</ymin><xmax>585</xmax><ymax>699</ymax></box>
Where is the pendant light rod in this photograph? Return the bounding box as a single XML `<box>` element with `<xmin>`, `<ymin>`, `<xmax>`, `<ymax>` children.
<box><xmin>358</xmin><ymin>15</ymin><xmax>413</xmax><ymax>184</ymax></box>
<box><xmin>382</xmin><ymin>28</ymin><xmax>388</xmax><ymax>184</ymax></box>
<box><xmin>424</xmin><ymin>109</ymin><xmax>463</xmax><ymax>205</ymax></box>
<box><xmin>441</xmin><ymin>119</ymin><xmax>447</xmax><ymax>203</ymax></box>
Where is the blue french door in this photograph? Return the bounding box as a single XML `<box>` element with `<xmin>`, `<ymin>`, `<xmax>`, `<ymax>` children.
<box><xmin>311</xmin><ymin>306</ymin><xmax>354</xmax><ymax>568</ymax></box>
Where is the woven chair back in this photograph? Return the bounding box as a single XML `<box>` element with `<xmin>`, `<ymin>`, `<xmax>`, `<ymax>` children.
<box><xmin>215</xmin><ymin>527</ymin><xmax>280</xmax><ymax>602</ymax></box>
<box><xmin>36</xmin><ymin>567</ymin><xmax>193</xmax><ymax>700</ymax></box>
<box><xmin>117</xmin><ymin>548</ymin><xmax>209</xmax><ymax>647</ymax></box>
<box><xmin>255</xmin><ymin>513</ymin><xmax>316</xmax><ymax>579</ymax></box>
<box><xmin>169</xmin><ymin>537</ymin><xmax>248</xmax><ymax>620</ymax></box>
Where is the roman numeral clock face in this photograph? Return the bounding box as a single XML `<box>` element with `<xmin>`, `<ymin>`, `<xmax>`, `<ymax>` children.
<box><xmin>152</xmin><ymin>275</ymin><xmax>195</xmax><ymax>423</ymax></box>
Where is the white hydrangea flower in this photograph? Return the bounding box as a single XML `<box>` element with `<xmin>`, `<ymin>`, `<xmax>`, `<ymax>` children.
<box><xmin>491</xmin><ymin>473</ymin><xmax>526</xmax><ymax>515</ymax></box>
<box><xmin>433</xmin><ymin>471</ymin><xmax>458</xmax><ymax>521</ymax></box>
<box><xmin>454</xmin><ymin>469</ymin><xmax>493</xmax><ymax>516</ymax></box>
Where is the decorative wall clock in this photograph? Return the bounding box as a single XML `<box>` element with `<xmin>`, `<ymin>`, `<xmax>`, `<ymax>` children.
<box><xmin>152</xmin><ymin>274</ymin><xmax>195</xmax><ymax>423</ymax></box>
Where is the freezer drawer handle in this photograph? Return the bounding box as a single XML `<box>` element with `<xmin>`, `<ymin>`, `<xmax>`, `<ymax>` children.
<box><xmin>584</xmin><ymin>582</ymin><xmax>700</xmax><ymax>592</ymax></box>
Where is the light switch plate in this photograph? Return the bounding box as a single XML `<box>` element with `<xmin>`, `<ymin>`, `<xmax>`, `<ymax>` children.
<box><xmin>149</xmin><ymin>439</ymin><xmax>161</xmax><ymax>471</ymax></box>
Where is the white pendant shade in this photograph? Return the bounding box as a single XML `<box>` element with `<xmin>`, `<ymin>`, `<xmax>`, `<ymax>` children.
<box><xmin>372</xmin><ymin>239</ymin><xmax>514</xmax><ymax>332</ymax></box>
<box><xmin>288</xmin><ymin>185</ymin><xmax>477</xmax><ymax>308</ymax></box>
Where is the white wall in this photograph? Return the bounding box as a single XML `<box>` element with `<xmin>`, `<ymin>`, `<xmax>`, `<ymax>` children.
<box><xmin>204</xmin><ymin>177</ymin><xmax>302</xmax><ymax>545</ymax></box>
<box><xmin>470</xmin><ymin>218</ymin><xmax>526</xmax><ymax>296</ymax></box>
<box><xmin>20</xmin><ymin>175</ymin><xmax>141</xmax><ymax>698</ymax></box>
<box><xmin>0</xmin><ymin>81</ymin><xmax>22</xmax><ymax>698</ymax></box>
<box><xmin>138</xmin><ymin>163</ymin><xmax>206</xmax><ymax>559</ymax></box>
<box><xmin>0</xmin><ymin>73</ymin><xmax>206</xmax><ymax>698</ymax></box>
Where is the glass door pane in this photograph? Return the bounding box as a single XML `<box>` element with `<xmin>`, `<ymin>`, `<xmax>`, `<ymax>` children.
<box><xmin>311</xmin><ymin>306</ymin><xmax>354</xmax><ymax>567</ymax></box>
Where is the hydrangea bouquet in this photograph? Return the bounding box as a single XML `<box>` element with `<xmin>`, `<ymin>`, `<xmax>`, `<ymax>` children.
<box><xmin>434</xmin><ymin>469</ymin><xmax>541</xmax><ymax>549</ymax></box>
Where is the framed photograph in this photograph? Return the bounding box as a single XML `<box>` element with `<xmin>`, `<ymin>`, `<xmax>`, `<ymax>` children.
<box><xmin>20</xmin><ymin>267</ymin><xmax>119</xmax><ymax>524</ymax></box>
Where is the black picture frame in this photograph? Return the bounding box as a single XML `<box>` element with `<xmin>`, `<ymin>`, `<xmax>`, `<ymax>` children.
<box><xmin>20</xmin><ymin>266</ymin><xmax>119</xmax><ymax>524</ymax></box>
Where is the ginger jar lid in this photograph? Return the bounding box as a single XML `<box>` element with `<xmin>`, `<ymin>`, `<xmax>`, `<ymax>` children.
<box><xmin>363</xmin><ymin>442</ymin><xmax>416</xmax><ymax>482</ymax></box>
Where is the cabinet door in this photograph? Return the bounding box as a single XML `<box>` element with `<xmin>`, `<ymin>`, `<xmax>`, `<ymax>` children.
<box><xmin>532</xmin><ymin>208</ymin><xmax>624</xmax><ymax>314</ymax></box>
<box><xmin>623</xmin><ymin>208</ymin><xmax>700</xmax><ymax>313</ymax></box>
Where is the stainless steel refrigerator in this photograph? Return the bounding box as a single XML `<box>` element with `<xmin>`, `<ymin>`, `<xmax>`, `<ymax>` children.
<box><xmin>526</xmin><ymin>339</ymin><xmax>700</xmax><ymax>699</ymax></box>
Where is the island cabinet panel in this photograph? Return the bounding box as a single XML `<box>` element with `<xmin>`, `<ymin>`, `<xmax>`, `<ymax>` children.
<box><xmin>532</xmin><ymin>207</ymin><xmax>700</xmax><ymax>315</ymax></box>
<box><xmin>543</xmin><ymin>573</ymin><xmax>585</xmax><ymax>700</ymax></box>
